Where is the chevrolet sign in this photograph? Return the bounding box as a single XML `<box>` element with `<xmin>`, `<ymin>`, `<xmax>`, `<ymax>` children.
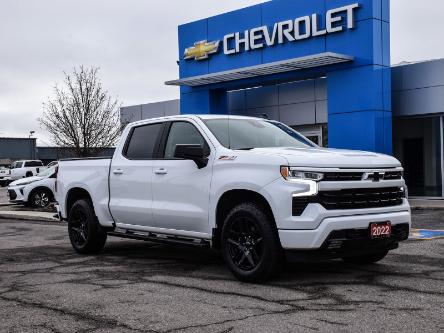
<box><xmin>184</xmin><ymin>3</ymin><xmax>359</xmax><ymax>61</ymax></box>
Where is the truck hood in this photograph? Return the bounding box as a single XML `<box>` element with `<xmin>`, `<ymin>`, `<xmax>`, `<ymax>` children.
<box><xmin>9</xmin><ymin>176</ymin><xmax>43</xmax><ymax>186</ymax></box>
<box><xmin>245</xmin><ymin>147</ymin><xmax>401</xmax><ymax>169</ymax></box>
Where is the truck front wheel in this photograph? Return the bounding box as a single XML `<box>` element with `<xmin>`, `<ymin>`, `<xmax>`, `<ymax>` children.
<box><xmin>342</xmin><ymin>250</ymin><xmax>389</xmax><ymax>265</ymax></box>
<box><xmin>68</xmin><ymin>199</ymin><xmax>107</xmax><ymax>254</ymax></box>
<box><xmin>221</xmin><ymin>203</ymin><xmax>283</xmax><ymax>283</ymax></box>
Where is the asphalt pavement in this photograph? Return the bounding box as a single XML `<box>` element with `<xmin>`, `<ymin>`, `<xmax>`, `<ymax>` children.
<box><xmin>0</xmin><ymin>186</ymin><xmax>9</xmax><ymax>204</ymax></box>
<box><xmin>0</xmin><ymin>212</ymin><xmax>443</xmax><ymax>333</ymax></box>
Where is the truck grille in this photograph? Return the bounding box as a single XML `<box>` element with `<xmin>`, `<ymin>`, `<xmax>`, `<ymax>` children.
<box><xmin>323</xmin><ymin>173</ymin><xmax>363</xmax><ymax>181</ymax></box>
<box><xmin>8</xmin><ymin>190</ymin><xmax>17</xmax><ymax>201</ymax></box>
<box><xmin>323</xmin><ymin>171</ymin><xmax>402</xmax><ymax>182</ymax></box>
<box><xmin>292</xmin><ymin>187</ymin><xmax>405</xmax><ymax>216</ymax></box>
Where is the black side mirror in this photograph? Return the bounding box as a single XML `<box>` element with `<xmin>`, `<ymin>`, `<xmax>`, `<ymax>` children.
<box><xmin>174</xmin><ymin>144</ymin><xmax>209</xmax><ymax>169</ymax></box>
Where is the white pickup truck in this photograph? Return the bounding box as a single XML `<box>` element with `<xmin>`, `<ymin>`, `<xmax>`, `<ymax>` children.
<box><xmin>10</xmin><ymin>160</ymin><xmax>45</xmax><ymax>181</ymax></box>
<box><xmin>55</xmin><ymin>115</ymin><xmax>411</xmax><ymax>282</ymax></box>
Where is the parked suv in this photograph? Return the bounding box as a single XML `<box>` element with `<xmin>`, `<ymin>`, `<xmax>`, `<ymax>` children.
<box><xmin>55</xmin><ymin>115</ymin><xmax>411</xmax><ymax>282</ymax></box>
<box><xmin>8</xmin><ymin>166</ymin><xmax>57</xmax><ymax>208</ymax></box>
<box><xmin>10</xmin><ymin>160</ymin><xmax>44</xmax><ymax>181</ymax></box>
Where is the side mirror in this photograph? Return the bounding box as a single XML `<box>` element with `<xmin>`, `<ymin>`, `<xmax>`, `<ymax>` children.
<box><xmin>174</xmin><ymin>144</ymin><xmax>208</xmax><ymax>169</ymax></box>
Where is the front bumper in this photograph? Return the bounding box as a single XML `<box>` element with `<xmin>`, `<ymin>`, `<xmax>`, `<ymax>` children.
<box><xmin>7</xmin><ymin>187</ymin><xmax>25</xmax><ymax>203</ymax></box>
<box><xmin>278</xmin><ymin>210</ymin><xmax>411</xmax><ymax>250</ymax></box>
<box><xmin>0</xmin><ymin>177</ymin><xmax>11</xmax><ymax>184</ymax></box>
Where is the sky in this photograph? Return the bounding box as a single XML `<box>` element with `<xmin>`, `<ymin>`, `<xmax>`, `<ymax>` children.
<box><xmin>1</xmin><ymin>0</ymin><xmax>443</xmax><ymax>145</ymax></box>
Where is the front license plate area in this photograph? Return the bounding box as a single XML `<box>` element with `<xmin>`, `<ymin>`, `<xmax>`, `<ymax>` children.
<box><xmin>370</xmin><ymin>222</ymin><xmax>392</xmax><ymax>239</ymax></box>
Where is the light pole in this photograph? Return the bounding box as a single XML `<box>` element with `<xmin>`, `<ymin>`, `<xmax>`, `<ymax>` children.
<box><xmin>29</xmin><ymin>131</ymin><xmax>35</xmax><ymax>159</ymax></box>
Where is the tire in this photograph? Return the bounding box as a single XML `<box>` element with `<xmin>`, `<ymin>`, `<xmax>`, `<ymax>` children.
<box><xmin>68</xmin><ymin>199</ymin><xmax>107</xmax><ymax>254</ymax></box>
<box><xmin>25</xmin><ymin>172</ymin><xmax>33</xmax><ymax>178</ymax></box>
<box><xmin>221</xmin><ymin>203</ymin><xmax>283</xmax><ymax>283</ymax></box>
<box><xmin>342</xmin><ymin>250</ymin><xmax>389</xmax><ymax>265</ymax></box>
<box><xmin>30</xmin><ymin>189</ymin><xmax>52</xmax><ymax>208</ymax></box>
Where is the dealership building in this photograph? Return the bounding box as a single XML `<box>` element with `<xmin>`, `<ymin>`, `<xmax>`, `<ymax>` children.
<box><xmin>121</xmin><ymin>0</ymin><xmax>444</xmax><ymax>198</ymax></box>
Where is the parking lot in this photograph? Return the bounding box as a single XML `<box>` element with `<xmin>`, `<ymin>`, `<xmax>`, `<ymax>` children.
<box><xmin>0</xmin><ymin>186</ymin><xmax>9</xmax><ymax>204</ymax></box>
<box><xmin>0</xmin><ymin>204</ymin><xmax>443</xmax><ymax>332</ymax></box>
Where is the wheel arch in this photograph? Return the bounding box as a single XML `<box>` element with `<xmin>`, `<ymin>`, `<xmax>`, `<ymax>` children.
<box><xmin>213</xmin><ymin>189</ymin><xmax>276</xmax><ymax>249</ymax></box>
<box><xmin>28</xmin><ymin>186</ymin><xmax>54</xmax><ymax>202</ymax></box>
<box><xmin>65</xmin><ymin>187</ymin><xmax>94</xmax><ymax>217</ymax></box>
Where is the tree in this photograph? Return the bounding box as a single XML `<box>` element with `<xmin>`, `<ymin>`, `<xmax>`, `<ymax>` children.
<box><xmin>40</xmin><ymin>66</ymin><xmax>122</xmax><ymax>157</ymax></box>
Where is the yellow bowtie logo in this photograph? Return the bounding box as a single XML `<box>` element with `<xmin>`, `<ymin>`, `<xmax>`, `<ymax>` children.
<box><xmin>184</xmin><ymin>40</ymin><xmax>220</xmax><ymax>61</ymax></box>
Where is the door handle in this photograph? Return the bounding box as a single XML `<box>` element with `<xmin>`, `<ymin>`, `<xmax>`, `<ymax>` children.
<box><xmin>113</xmin><ymin>169</ymin><xmax>124</xmax><ymax>175</ymax></box>
<box><xmin>154</xmin><ymin>168</ymin><xmax>168</xmax><ymax>175</ymax></box>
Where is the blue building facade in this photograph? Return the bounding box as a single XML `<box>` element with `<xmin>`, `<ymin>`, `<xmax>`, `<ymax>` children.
<box><xmin>168</xmin><ymin>0</ymin><xmax>392</xmax><ymax>154</ymax></box>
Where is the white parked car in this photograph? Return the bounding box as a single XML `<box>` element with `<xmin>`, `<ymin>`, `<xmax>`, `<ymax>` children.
<box><xmin>0</xmin><ymin>167</ymin><xmax>11</xmax><ymax>187</ymax></box>
<box><xmin>8</xmin><ymin>166</ymin><xmax>56</xmax><ymax>208</ymax></box>
<box><xmin>10</xmin><ymin>160</ymin><xmax>45</xmax><ymax>181</ymax></box>
<box><xmin>55</xmin><ymin>115</ymin><xmax>411</xmax><ymax>283</ymax></box>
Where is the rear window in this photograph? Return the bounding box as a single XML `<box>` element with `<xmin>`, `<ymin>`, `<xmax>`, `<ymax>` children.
<box><xmin>24</xmin><ymin>161</ymin><xmax>43</xmax><ymax>167</ymax></box>
<box><xmin>125</xmin><ymin>123</ymin><xmax>163</xmax><ymax>159</ymax></box>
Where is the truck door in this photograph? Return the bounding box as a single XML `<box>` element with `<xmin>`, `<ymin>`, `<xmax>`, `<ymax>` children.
<box><xmin>109</xmin><ymin>122</ymin><xmax>164</xmax><ymax>228</ymax></box>
<box><xmin>151</xmin><ymin>120</ymin><xmax>213</xmax><ymax>235</ymax></box>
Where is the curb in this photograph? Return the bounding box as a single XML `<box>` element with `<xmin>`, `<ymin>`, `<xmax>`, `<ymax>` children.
<box><xmin>0</xmin><ymin>212</ymin><xmax>59</xmax><ymax>223</ymax></box>
<box><xmin>411</xmin><ymin>206</ymin><xmax>444</xmax><ymax>211</ymax></box>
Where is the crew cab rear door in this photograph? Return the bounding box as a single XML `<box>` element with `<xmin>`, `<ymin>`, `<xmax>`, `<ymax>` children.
<box><xmin>151</xmin><ymin>120</ymin><xmax>213</xmax><ymax>235</ymax></box>
<box><xmin>109</xmin><ymin>122</ymin><xmax>164</xmax><ymax>228</ymax></box>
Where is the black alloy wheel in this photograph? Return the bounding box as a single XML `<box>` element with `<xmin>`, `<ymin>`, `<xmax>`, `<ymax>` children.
<box><xmin>222</xmin><ymin>203</ymin><xmax>283</xmax><ymax>283</ymax></box>
<box><xmin>69</xmin><ymin>207</ymin><xmax>89</xmax><ymax>247</ymax></box>
<box><xmin>68</xmin><ymin>199</ymin><xmax>107</xmax><ymax>254</ymax></box>
<box><xmin>226</xmin><ymin>216</ymin><xmax>264</xmax><ymax>271</ymax></box>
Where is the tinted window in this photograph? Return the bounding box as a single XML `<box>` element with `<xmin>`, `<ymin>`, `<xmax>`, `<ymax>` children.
<box><xmin>25</xmin><ymin>161</ymin><xmax>43</xmax><ymax>167</ymax></box>
<box><xmin>12</xmin><ymin>162</ymin><xmax>23</xmax><ymax>169</ymax></box>
<box><xmin>164</xmin><ymin>122</ymin><xmax>207</xmax><ymax>159</ymax></box>
<box><xmin>125</xmin><ymin>123</ymin><xmax>163</xmax><ymax>159</ymax></box>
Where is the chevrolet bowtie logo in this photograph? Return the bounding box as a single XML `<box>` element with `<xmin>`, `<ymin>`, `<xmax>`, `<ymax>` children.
<box><xmin>184</xmin><ymin>40</ymin><xmax>220</xmax><ymax>61</ymax></box>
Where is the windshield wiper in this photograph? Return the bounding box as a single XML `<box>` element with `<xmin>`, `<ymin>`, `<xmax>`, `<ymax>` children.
<box><xmin>235</xmin><ymin>147</ymin><xmax>255</xmax><ymax>151</ymax></box>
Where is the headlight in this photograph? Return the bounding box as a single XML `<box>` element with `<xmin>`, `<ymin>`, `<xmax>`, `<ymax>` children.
<box><xmin>280</xmin><ymin>167</ymin><xmax>324</xmax><ymax>182</ymax></box>
<box><xmin>15</xmin><ymin>180</ymin><xmax>35</xmax><ymax>186</ymax></box>
<box><xmin>280</xmin><ymin>167</ymin><xmax>320</xmax><ymax>197</ymax></box>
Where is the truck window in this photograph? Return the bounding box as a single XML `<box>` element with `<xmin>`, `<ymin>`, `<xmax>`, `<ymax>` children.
<box><xmin>125</xmin><ymin>123</ymin><xmax>163</xmax><ymax>159</ymax></box>
<box><xmin>12</xmin><ymin>162</ymin><xmax>23</xmax><ymax>169</ymax></box>
<box><xmin>25</xmin><ymin>161</ymin><xmax>43</xmax><ymax>167</ymax></box>
<box><xmin>164</xmin><ymin>122</ymin><xmax>207</xmax><ymax>159</ymax></box>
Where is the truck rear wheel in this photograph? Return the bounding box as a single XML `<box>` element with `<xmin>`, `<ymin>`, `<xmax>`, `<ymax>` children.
<box><xmin>221</xmin><ymin>203</ymin><xmax>283</xmax><ymax>283</ymax></box>
<box><xmin>68</xmin><ymin>199</ymin><xmax>107</xmax><ymax>254</ymax></box>
<box><xmin>342</xmin><ymin>250</ymin><xmax>389</xmax><ymax>265</ymax></box>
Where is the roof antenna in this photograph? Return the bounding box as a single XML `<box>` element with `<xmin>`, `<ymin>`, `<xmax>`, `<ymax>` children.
<box><xmin>261</xmin><ymin>113</ymin><xmax>269</xmax><ymax>119</ymax></box>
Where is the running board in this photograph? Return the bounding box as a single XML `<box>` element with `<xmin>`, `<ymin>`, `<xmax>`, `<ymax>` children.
<box><xmin>108</xmin><ymin>229</ymin><xmax>211</xmax><ymax>248</ymax></box>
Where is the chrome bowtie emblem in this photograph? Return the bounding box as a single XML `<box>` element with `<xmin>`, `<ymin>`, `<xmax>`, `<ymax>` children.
<box><xmin>184</xmin><ymin>40</ymin><xmax>220</xmax><ymax>61</ymax></box>
<box><xmin>363</xmin><ymin>172</ymin><xmax>385</xmax><ymax>182</ymax></box>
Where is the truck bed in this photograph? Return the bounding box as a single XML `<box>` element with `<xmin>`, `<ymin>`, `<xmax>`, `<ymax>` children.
<box><xmin>56</xmin><ymin>157</ymin><xmax>114</xmax><ymax>227</ymax></box>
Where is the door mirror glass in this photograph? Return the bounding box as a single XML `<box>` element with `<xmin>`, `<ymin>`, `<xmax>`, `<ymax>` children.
<box><xmin>174</xmin><ymin>144</ymin><xmax>208</xmax><ymax>169</ymax></box>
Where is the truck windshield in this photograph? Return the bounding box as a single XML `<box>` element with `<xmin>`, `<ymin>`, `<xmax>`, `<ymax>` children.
<box><xmin>203</xmin><ymin>118</ymin><xmax>316</xmax><ymax>150</ymax></box>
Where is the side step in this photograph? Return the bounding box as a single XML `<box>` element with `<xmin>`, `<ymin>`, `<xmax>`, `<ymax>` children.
<box><xmin>108</xmin><ymin>229</ymin><xmax>211</xmax><ymax>248</ymax></box>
